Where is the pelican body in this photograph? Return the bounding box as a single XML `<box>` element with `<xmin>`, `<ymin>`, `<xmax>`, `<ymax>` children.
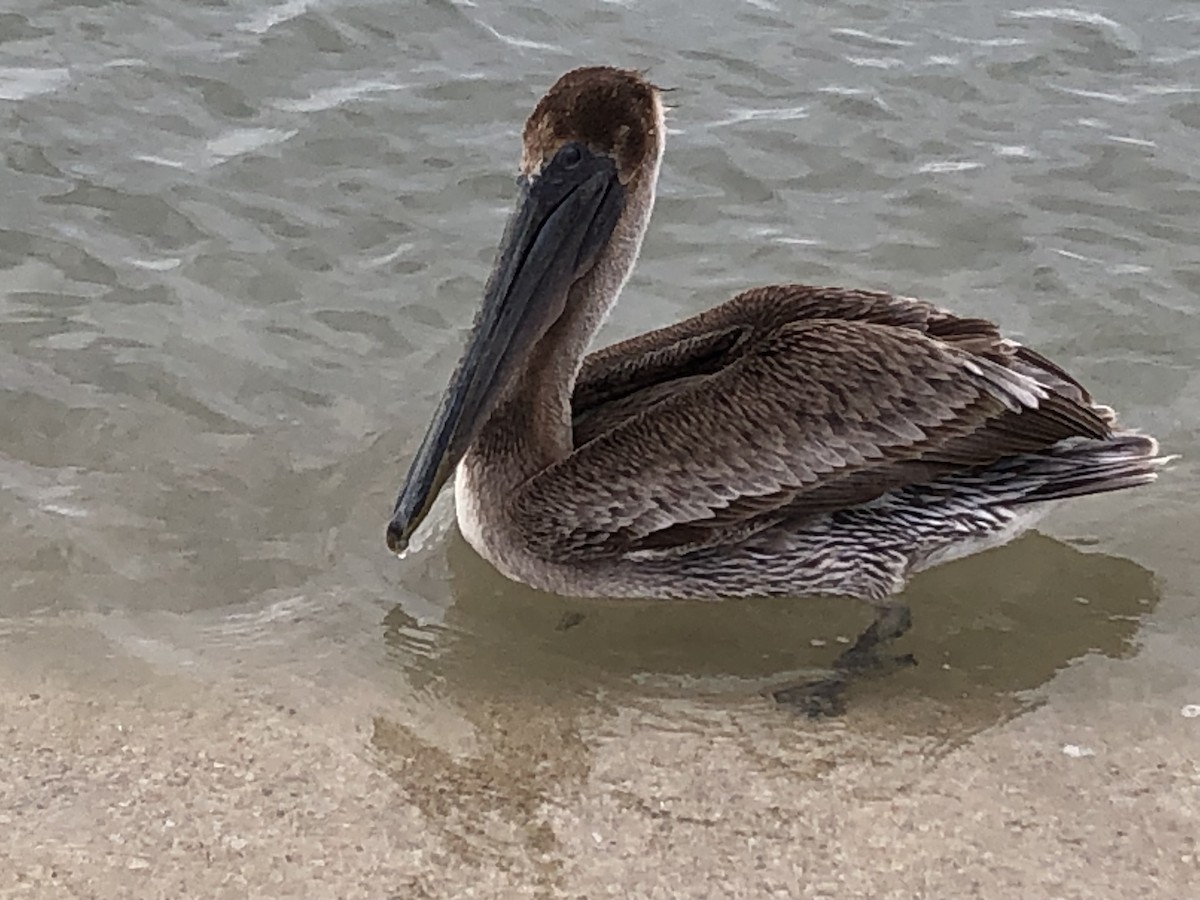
<box><xmin>387</xmin><ymin>67</ymin><xmax>1164</xmax><ymax>616</ymax></box>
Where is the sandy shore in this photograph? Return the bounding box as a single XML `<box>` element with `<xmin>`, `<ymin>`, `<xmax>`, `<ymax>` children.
<box><xmin>2</xmin><ymin>619</ymin><xmax>1197</xmax><ymax>900</ymax></box>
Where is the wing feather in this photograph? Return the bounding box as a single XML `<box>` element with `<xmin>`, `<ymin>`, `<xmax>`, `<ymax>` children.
<box><xmin>527</xmin><ymin>304</ymin><xmax>1109</xmax><ymax>560</ymax></box>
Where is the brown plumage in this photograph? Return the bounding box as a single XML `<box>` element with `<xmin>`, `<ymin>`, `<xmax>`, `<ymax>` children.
<box><xmin>387</xmin><ymin>66</ymin><xmax>1167</xmax><ymax>623</ymax></box>
<box><xmin>522</xmin><ymin>66</ymin><xmax>660</xmax><ymax>185</ymax></box>
<box><xmin>555</xmin><ymin>284</ymin><xmax>1114</xmax><ymax>557</ymax></box>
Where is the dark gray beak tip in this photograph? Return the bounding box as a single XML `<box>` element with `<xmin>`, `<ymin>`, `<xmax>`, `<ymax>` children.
<box><xmin>385</xmin><ymin>517</ymin><xmax>411</xmax><ymax>555</ymax></box>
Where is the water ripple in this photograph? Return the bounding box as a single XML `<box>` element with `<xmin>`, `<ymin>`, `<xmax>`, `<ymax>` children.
<box><xmin>271</xmin><ymin>78</ymin><xmax>408</xmax><ymax>112</ymax></box>
<box><xmin>0</xmin><ymin>66</ymin><xmax>70</xmax><ymax>101</ymax></box>
<box><xmin>238</xmin><ymin>0</ymin><xmax>319</xmax><ymax>35</ymax></box>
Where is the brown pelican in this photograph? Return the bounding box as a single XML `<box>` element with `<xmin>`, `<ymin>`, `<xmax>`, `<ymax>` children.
<box><xmin>386</xmin><ymin>66</ymin><xmax>1166</xmax><ymax>711</ymax></box>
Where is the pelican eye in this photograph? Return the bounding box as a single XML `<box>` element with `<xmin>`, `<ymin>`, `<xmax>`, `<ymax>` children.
<box><xmin>558</xmin><ymin>143</ymin><xmax>584</xmax><ymax>168</ymax></box>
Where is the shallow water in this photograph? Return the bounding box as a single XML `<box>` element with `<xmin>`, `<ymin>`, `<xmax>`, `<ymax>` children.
<box><xmin>2</xmin><ymin>0</ymin><xmax>1198</xmax><ymax>891</ymax></box>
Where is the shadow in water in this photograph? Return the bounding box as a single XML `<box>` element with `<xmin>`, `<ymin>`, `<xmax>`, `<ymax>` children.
<box><xmin>384</xmin><ymin>529</ymin><xmax>1159</xmax><ymax>713</ymax></box>
<box><xmin>369</xmin><ymin>529</ymin><xmax>1158</xmax><ymax>885</ymax></box>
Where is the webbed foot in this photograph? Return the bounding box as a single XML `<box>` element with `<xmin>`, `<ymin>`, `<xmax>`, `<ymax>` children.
<box><xmin>769</xmin><ymin>603</ymin><xmax>916</xmax><ymax>718</ymax></box>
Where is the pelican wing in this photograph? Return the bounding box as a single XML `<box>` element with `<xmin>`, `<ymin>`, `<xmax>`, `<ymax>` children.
<box><xmin>526</xmin><ymin>289</ymin><xmax>1110</xmax><ymax>560</ymax></box>
<box><xmin>575</xmin><ymin>285</ymin><xmax>1098</xmax><ymax>419</ymax></box>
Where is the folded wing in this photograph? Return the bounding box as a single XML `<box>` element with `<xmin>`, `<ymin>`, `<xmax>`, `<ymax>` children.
<box><xmin>533</xmin><ymin>287</ymin><xmax>1111</xmax><ymax>560</ymax></box>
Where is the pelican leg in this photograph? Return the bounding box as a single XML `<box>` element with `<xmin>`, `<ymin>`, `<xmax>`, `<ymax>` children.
<box><xmin>832</xmin><ymin>603</ymin><xmax>914</xmax><ymax>671</ymax></box>
<box><xmin>770</xmin><ymin>603</ymin><xmax>916</xmax><ymax>718</ymax></box>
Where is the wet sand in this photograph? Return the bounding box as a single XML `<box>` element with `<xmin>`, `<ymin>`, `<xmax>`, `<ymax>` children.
<box><xmin>4</xmin><ymin>623</ymin><xmax>1196</xmax><ymax>899</ymax></box>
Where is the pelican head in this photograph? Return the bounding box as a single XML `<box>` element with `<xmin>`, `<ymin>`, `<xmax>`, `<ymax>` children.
<box><xmin>387</xmin><ymin>67</ymin><xmax>665</xmax><ymax>553</ymax></box>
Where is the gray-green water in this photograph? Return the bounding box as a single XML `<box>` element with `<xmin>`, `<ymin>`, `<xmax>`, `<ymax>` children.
<box><xmin>2</xmin><ymin>1</ymin><xmax>1198</xmax><ymax>894</ymax></box>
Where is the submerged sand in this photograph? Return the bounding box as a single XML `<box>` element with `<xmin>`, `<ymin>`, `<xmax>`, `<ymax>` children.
<box><xmin>2</xmin><ymin>620</ymin><xmax>1196</xmax><ymax>900</ymax></box>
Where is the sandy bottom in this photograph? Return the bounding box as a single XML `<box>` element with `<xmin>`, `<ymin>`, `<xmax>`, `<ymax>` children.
<box><xmin>2</xmin><ymin>620</ymin><xmax>1197</xmax><ymax>900</ymax></box>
